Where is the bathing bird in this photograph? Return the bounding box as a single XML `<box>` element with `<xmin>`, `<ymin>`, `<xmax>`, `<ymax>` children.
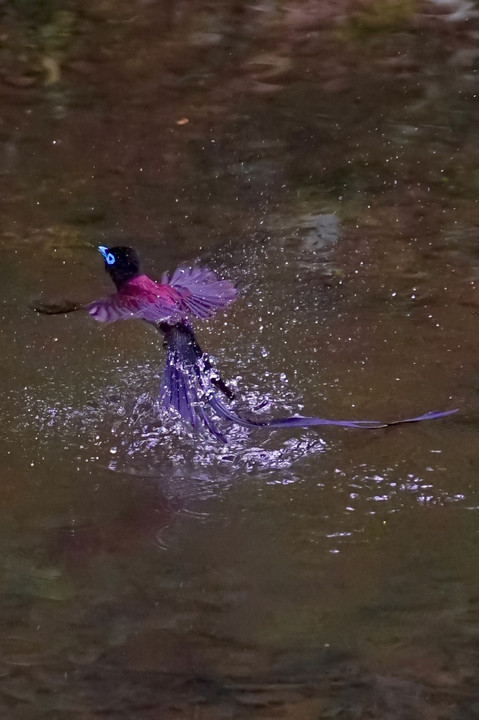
<box><xmin>82</xmin><ymin>245</ymin><xmax>455</xmax><ymax>442</ymax></box>
<box><xmin>34</xmin><ymin>245</ymin><xmax>457</xmax><ymax>442</ymax></box>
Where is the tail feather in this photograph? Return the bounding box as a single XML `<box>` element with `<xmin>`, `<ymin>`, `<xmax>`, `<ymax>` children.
<box><xmin>158</xmin><ymin>323</ymin><xmax>228</xmax><ymax>443</ymax></box>
<box><xmin>158</xmin><ymin>322</ymin><xmax>458</xmax><ymax>442</ymax></box>
<box><xmin>376</xmin><ymin>409</ymin><xmax>458</xmax><ymax>424</ymax></box>
<box><xmin>208</xmin><ymin>395</ymin><xmax>457</xmax><ymax>431</ymax></box>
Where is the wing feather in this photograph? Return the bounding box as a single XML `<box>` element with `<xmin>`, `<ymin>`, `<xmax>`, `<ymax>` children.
<box><xmin>87</xmin><ymin>283</ymin><xmax>184</xmax><ymax>325</ymax></box>
<box><xmin>163</xmin><ymin>266</ymin><xmax>237</xmax><ymax>320</ymax></box>
<box><xmin>88</xmin><ymin>267</ymin><xmax>236</xmax><ymax>325</ymax></box>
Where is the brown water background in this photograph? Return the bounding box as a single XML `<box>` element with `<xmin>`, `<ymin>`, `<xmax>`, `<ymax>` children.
<box><xmin>1</xmin><ymin>1</ymin><xmax>479</xmax><ymax>717</ymax></box>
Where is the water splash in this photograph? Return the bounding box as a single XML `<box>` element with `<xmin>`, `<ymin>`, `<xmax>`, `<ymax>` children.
<box><xmin>1</xmin><ymin>361</ymin><xmax>330</xmax><ymax>481</ymax></box>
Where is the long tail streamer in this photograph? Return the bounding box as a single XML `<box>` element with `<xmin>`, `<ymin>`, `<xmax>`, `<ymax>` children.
<box><xmin>158</xmin><ymin>322</ymin><xmax>457</xmax><ymax>443</ymax></box>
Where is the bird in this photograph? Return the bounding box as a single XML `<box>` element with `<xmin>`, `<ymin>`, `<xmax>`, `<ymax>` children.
<box><xmin>88</xmin><ymin>245</ymin><xmax>240</xmax><ymax>441</ymax></box>
<box><xmin>34</xmin><ymin>245</ymin><xmax>458</xmax><ymax>442</ymax></box>
<box><xmin>85</xmin><ymin>246</ymin><xmax>456</xmax><ymax>442</ymax></box>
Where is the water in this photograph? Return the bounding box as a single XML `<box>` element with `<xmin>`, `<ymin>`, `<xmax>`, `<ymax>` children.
<box><xmin>1</xmin><ymin>1</ymin><xmax>479</xmax><ymax>717</ymax></box>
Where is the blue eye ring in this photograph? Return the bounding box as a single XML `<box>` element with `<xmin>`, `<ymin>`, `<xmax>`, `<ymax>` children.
<box><xmin>98</xmin><ymin>245</ymin><xmax>115</xmax><ymax>265</ymax></box>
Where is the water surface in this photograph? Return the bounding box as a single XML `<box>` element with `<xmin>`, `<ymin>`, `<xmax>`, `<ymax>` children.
<box><xmin>1</xmin><ymin>1</ymin><xmax>479</xmax><ymax>717</ymax></box>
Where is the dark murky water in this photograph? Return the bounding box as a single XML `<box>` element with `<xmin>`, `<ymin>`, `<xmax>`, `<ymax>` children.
<box><xmin>2</xmin><ymin>1</ymin><xmax>479</xmax><ymax>717</ymax></box>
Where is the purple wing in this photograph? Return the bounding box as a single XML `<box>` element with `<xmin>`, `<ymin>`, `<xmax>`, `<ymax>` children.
<box><xmin>87</xmin><ymin>296</ymin><xmax>144</xmax><ymax>323</ymax></box>
<box><xmin>87</xmin><ymin>292</ymin><xmax>183</xmax><ymax>325</ymax></box>
<box><xmin>163</xmin><ymin>266</ymin><xmax>237</xmax><ymax>320</ymax></box>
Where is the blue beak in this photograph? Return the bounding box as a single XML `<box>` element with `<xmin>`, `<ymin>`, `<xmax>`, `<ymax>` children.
<box><xmin>98</xmin><ymin>245</ymin><xmax>109</xmax><ymax>260</ymax></box>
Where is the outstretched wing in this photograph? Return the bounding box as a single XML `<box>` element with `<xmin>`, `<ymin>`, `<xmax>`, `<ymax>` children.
<box><xmin>87</xmin><ymin>295</ymin><xmax>145</xmax><ymax>323</ymax></box>
<box><xmin>88</xmin><ymin>269</ymin><xmax>236</xmax><ymax>325</ymax></box>
<box><xmin>207</xmin><ymin>396</ymin><xmax>458</xmax><ymax>432</ymax></box>
<box><xmin>87</xmin><ymin>292</ymin><xmax>184</xmax><ymax>325</ymax></box>
<box><xmin>87</xmin><ymin>277</ymin><xmax>185</xmax><ymax>325</ymax></box>
<box><xmin>163</xmin><ymin>266</ymin><xmax>237</xmax><ymax>320</ymax></box>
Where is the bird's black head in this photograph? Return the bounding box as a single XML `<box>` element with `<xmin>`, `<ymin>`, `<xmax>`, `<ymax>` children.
<box><xmin>98</xmin><ymin>245</ymin><xmax>141</xmax><ymax>289</ymax></box>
